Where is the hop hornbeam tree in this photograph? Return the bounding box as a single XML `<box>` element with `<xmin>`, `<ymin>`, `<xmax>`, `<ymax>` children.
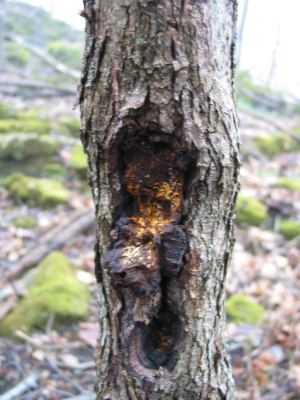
<box><xmin>79</xmin><ymin>0</ymin><xmax>240</xmax><ymax>398</ymax></box>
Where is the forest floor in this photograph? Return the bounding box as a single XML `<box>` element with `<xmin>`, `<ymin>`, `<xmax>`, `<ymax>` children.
<box><xmin>0</xmin><ymin>96</ymin><xmax>299</xmax><ymax>400</ymax></box>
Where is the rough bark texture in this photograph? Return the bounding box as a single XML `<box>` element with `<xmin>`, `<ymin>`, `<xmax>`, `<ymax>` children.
<box><xmin>79</xmin><ymin>1</ymin><xmax>240</xmax><ymax>399</ymax></box>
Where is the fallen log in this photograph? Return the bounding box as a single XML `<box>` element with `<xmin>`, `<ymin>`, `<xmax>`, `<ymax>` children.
<box><xmin>0</xmin><ymin>77</ymin><xmax>76</xmax><ymax>97</ymax></box>
<box><xmin>5</xmin><ymin>33</ymin><xmax>81</xmax><ymax>80</ymax></box>
<box><xmin>4</xmin><ymin>210</ymin><xmax>94</xmax><ymax>282</ymax></box>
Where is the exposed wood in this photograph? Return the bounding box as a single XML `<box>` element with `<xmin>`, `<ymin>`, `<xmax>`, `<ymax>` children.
<box><xmin>4</xmin><ymin>210</ymin><xmax>94</xmax><ymax>282</ymax></box>
<box><xmin>80</xmin><ymin>1</ymin><xmax>240</xmax><ymax>398</ymax></box>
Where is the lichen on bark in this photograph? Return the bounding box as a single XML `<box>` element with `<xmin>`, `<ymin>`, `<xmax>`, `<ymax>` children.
<box><xmin>79</xmin><ymin>1</ymin><xmax>240</xmax><ymax>399</ymax></box>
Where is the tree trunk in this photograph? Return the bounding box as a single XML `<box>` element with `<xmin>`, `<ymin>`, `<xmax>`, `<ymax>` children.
<box><xmin>0</xmin><ymin>0</ymin><xmax>5</xmax><ymax>71</ymax></box>
<box><xmin>79</xmin><ymin>1</ymin><xmax>240</xmax><ymax>399</ymax></box>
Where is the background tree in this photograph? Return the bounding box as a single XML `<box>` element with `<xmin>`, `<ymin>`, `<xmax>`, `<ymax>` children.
<box><xmin>0</xmin><ymin>0</ymin><xmax>5</xmax><ymax>71</ymax></box>
<box><xmin>79</xmin><ymin>1</ymin><xmax>240</xmax><ymax>399</ymax></box>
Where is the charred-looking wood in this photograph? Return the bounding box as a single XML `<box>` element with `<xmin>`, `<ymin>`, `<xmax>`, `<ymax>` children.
<box><xmin>105</xmin><ymin>134</ymin><xmax>192</xmax><ymax>374</ymax></box>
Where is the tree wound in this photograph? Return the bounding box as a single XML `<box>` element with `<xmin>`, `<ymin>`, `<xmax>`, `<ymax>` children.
<box><xmin>105</xmin><ymin>136</ymin><xmax>191</xmax><ymax>372</ymax></box>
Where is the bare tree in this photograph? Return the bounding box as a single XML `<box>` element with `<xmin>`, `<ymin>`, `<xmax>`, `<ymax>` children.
<box><xmin>0</xmin><ymin>0</ymin><xmax>5</xmax><ymax>71</ymax></box>
<box><xmin>79</xmin><ymin>1</ymin><xmax>240</xmax><ymax>398</ymax></box>
<box><xmin>236</xmin><ymin>0</ymin><xmax>249</xmax><ymax>66</ymax></box>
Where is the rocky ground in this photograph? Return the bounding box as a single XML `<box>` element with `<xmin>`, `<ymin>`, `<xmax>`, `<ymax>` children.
<box><xmin>0</xmin><ymin>96</ymin><xmax>299</xmax><ymax>399</ymax></box>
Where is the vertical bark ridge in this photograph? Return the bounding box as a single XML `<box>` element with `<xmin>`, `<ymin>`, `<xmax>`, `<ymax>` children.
<box><xmin>80</xmin><ymin>1</ymin><xmax>240</xmax><ymax>399</ymax></box>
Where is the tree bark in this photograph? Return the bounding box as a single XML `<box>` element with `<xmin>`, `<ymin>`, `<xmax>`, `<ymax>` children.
<box><xmin>79</xmin><ymin>1</ymin><xmax>240</xmax><ymax>399</ymax></box>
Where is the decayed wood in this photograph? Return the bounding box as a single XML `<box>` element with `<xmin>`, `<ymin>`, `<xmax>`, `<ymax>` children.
<box><xmin>80</xmin><ymin>1</ymin><xmax>240</xmax><ymax>399</ymax></box>
<box><xmin>4</xmin><ymin>210</ymin><xmax>94</xmax><ymax>282</ymax></box>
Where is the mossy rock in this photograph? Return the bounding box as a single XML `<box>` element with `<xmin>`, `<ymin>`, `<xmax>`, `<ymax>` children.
<box><xmin>225</xmin><ymin>294</ymin><xmax>265</xmax><ymax>326</ymax></box>
<box><xmin>273</xmin><ymin>178</ymin><xmax>300</xmax><ymax>193</ymax></box>
<box><xmin>5</xmin><ymin>42</ymin><xmax>31</xmax><ymax>68</ymax></box>
<box><xmin>0</xmin><ymin>252</ymin><xmax>91</xmax><ymax>336</ymax></box>
<box><xmin>0</xmin><ymin>104</ymin><xmax>15</xmax><ymax>119</ymax></box>
<box><xmin>12</xmin><ymin>216</ymin><xmax>37</xmax><ymax>229</ymax></box>
<box><xmin>236</xmin><ymin>195</ymin><xmax>267</xmax><ymax>227</ymax></box>
<box><xmin>42</xmin><ymin>163</ymin><xmax>65</xmax><ymax>179</ymax></box>
<box><xmin>0</xmin><ymin>119</ymin><xmax>50</xmax><ymax>135</ymax></box>
<box><xmin>0</xmin><ymin>133</ymin><xmax>59</xmax><ymax>161</ymax></box>
<box><xmin>58</xmin><ymin>118</ymin><xmax>80</xmax><ymax>136</ymax></box>
<box><xmin>254</xmin><ymin>132</ymin><xmax>296</xmax><ymax>157</ymax></box>
<box><xmin>2</xmin><ymin>173</ymin><xmax>72</xmax><ymax>208</ymax></box>
<box><xmin>279</xmin><ymin>220</ymin><xmax>300</xmax><ymax>240</ymax></box>
<box><xmin>69</xmin><ymin>144</ymin><xmax>87</xmax><ymax>178</ymax></box>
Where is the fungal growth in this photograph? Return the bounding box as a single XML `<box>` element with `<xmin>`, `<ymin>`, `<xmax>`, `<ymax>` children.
<box><xmin>105</xmin><ymin>135</ymin><xmax>192</xmax><ymax>372</ymax></box>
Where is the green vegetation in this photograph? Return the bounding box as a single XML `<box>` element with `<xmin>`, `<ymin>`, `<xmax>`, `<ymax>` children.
<box><xmin>236</xmin><ymin>71</ymin><xmax>272</xmax><ymax>98</ymax></box>
<box><xmin>0</xmin><ymin>104</ymin><xmax>16</xmax><ymax>119</ymax></box>
<box><xmin>6</xmin><ymin>2</ymin><xmax>83</xmax><ymax>43</ymax></box>
<box><xmin>0</xmin><ymin>252</ymin><xmax>90</xmax><ymax>336</ymax></box>
<box><xmin>279</xmin><ymin>220</ymin><xmax>300</xmax><ymax>240</ymax></box>
<box><xmin>43</xmin><ymin>163</ymin><xmax>65</xmax><ymax>179</ymax></box>
<box><xmin>226</xmin><ymin>294</ymin><xmax>265</xmax><ymax>326</ymax></box>
<box><xmin>69</xmin><ymin>144</ymin><xmax>87</xmax><ymax>178</ymax></box>
<box><xmin>236</xmin><ymin>70</ymin><xmax>287</xmax><ymax>112</ymax></box>
<box><xmin>273</xmin><ymin>177</ymin><xmax>300</xmax><ymax>193</ymax></box>
<box><xmin>2</xmin><ymin>173</ymin><xmax>72</xmax><ymax>208</ymax></box>
<box><xmin>0</xmin><ymin>118</ymin><xmax>50</xmax><ymax>135</ymax></box>
<box><xmin>48</xmin><ymin>41</ymin><xmax>82</xmax><ymax>70</ymax></box>
<box><xmin>12</xmin><ymin>216</ymin><xmax>37</xmax><ymax>229</ymax></box>
<box><xmin>236</xmin><ymin>195</ymin><xmax>267</xmax><ymax>227</ymax></box>
<box><xmin>5</xmin><ymin>42</ymin><xmax>31</xmax><ymax>68</ymax></box>
<box><xmin>58</xmin><ymin>118</ymin><xmax>80</xmax><ymax>136</ymax></box>
<box><xmin>254</xmin><ymin>132</ymin><xmax>296</xmax><ymax>157</ymax></box>
<box><xmin>0</xmin><ymin>133</ymin><xmax>59</xmax><ymax>161</ymax></box>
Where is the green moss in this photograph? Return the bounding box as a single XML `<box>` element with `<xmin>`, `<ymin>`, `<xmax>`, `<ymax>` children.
<box><xmin>43</xmin><ymin>163</ymin><xmax>65</xmax><ymax>179</ymax></box>
<box><xmin>0</xmin><ymin>133</ymin><xmax>59</xmax><ymax>161</ymax></box>
<box><xmin>2</xmin><ymin>173</ymin><xmax>72</xmax><ymax>208</ymax></box>
<box><xmin>48</xmin><ymin>41</ymin><xmax>82</xmax><ymax>70</ymax></box>
<box><xmin>225</xmin><ymin>294</ymin><xmax>265</xmax><ymax>326</ymax></box>
<box><xmin>17</xmin><ymin>110</ymin><xmax>41</xmax><ymax>120</ymax></box>
<box><xmin>58</xmin><ymin>118</ymin><xmax>80</xmax><ymax>136</ymax></box>
<box><xmin>279</xmin><ymin>220</ymin><xmax>300</xmax><ymax>240</ymax></box>
<box><xmin>0</xmin><ymin>104</ymin><xmax>15</xmax><ymax>119</ymax></box>
<box><xmin>0</xmin><ymin>118</ymin><xmax>50</xmax><ymax>135</ymax></box>
<box><xmin>236</xmin><ymin>195</ymin><xmax>267</xmax><ymax>227</ymax></box>
<box><xmin>12</xmin><ymin>216</ymin><xmax>37</xmax><ymax>229</ymax></box>
<box><xmin>273</xmin><ymin>178</ymin><xmax>300</xmax><ymax>193</ymax></box>
<box><xmin>0</xmin><ymin>252</ymin><xmax>90</xmax><ymax>336</ymax></box>
<box><xmin>254</xmin><ymin>132</ymin><xmax>297</xmax><ymax>157</ymax></box>
<box><xmin>69</xmin><ymin>144</ymin><xmax>87</xmax><ymax>179</ymax></box>
<box><xmin>5</xmin><ymin>42</ymin><xmax>31</xmax><ymax>67</ymax></box>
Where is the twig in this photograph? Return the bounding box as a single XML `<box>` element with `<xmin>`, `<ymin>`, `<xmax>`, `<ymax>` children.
<box><xmin>45</xmin><ymin>356</ymin><xmax>88</xmax><ymax>395</ymax></box>
<box><xmin>0</xmin><ymin>372</ymin><xmax>39</xmax><ymax>400</ymax></box>
<box><xmin>62</xmin><ymin>395</ymin><xmax>96</xmax><ymax>400</ymax></box>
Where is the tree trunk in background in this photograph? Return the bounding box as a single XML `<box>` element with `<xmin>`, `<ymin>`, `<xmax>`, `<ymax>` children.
<box><xmin>0</xmin><ymin>0</ymin><xmax>5</xmax><ymax>71</ymax></box>
<box><xmin>79</xmin><ymin>1</ymin><xmax>240</xmax><ymax>399</ymax></box>
<box><xmin>236</xmin><ymin>0</ymin><xmax>248</xmax><ymax>66</ymax></box>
